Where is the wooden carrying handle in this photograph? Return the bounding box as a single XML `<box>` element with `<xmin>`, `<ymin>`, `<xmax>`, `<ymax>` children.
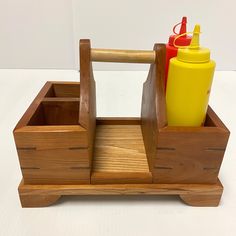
<box><xmin>91</xmin><ymin>48</ymin><xmax>156</xmax><ymax>63</ymax></box>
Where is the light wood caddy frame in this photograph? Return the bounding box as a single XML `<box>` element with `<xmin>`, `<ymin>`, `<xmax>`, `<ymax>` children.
<box><xmin>14</xmin><ymin>40</ymin><xmax>230</xmax><ymax>207</ymax></box>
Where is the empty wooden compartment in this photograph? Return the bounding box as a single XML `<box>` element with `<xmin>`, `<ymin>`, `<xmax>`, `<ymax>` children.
<box><xmin>14</xmin><ymin>82</ymin><xmax>93</xmax><ymax>184</ymax></box>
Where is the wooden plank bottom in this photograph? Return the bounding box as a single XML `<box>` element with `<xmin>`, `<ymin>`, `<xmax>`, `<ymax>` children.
<box><xmin>92</xmin><ymin>124</ymin><xmax>152</xmax><ymax>184</ymax></box>
<box><xmin>18</xmin><ymin>178</ymin><xmax>223</xmax><ymax>207</ymax></box>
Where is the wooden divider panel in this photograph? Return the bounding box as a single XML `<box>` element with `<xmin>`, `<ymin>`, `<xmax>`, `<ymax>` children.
<box><xmin>141</xmin><ymin>44</ymin><xmax>166</xmax><ymax>171</ymax></box>
<box><xmin>79</xmin><ymin>39</ymin><xmax>96</xmax><ymax>167</ymax></box>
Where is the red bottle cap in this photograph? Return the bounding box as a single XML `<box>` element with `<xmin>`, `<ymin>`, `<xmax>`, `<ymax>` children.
<box><xmin>168</xmin><ymin>17</ymin><xmax>192</xmax><ymax>47</ymax></box>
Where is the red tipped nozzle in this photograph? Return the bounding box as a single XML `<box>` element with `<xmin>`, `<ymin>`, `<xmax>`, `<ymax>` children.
<box><xmin>179</xmin><ymin>16</ymin><xmax>187</xmax><ymax>36</ymax></box>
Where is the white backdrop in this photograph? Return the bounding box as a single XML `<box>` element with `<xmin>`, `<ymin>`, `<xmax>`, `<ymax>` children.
<box><xmin>0</xmin><ymin>0</ymin><xmax>235</xmax><ymax>70</ymax></box>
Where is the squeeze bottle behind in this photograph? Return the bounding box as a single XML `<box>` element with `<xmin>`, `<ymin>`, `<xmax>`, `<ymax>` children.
<box><xmin>165</xmin><ymin>17</ymin><xmax>192</xmax><ymax>90</ymax></box>
<box><xmin>166</xmin><ymin>25</ymin><xmax>216</xmax><ymax>127</ymax></box>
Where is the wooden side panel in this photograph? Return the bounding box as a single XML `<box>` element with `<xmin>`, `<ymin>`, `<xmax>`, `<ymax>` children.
<box><xmin>18</xmin><ymin>148</ymin><xmax>89</xmax><ymax>168</ymax></box>
<box><xmin>14</xmin><ymin>126</ymin><xmax>90</xmax><ymax>184</ymax></box>
<box><xmin>155</xmin><ymin>44</ymin><xmax>167</xmax><ymax>129</ymax></box>
<box><xmin>27</xmin><ymin>104</ymin><xmax>46</xmax><ymax>126</ymax></box>
<box><xmin>44</xmin><ymin>82</ymin><xmax>80</xmax><ymax>98</ymax></box>
<box><xmin>42</xmin><ymin>100</ymin><xmax>80</xmax><ymax>125</ymax></box>
<box><xmin>153</xmin><ymin>104</ymin><xmax>230</xmax><ymax>184</ymax></box>
<box><xmin>153</xmin><ymin>124</ymin><xmax>230</xmax><ymax>184</ymax></box>
<box><xmin>79</xmin><ymin>39</ymin><xmax>96</xmax><ymax>166</ymax></box>
<box><xmin>14</xmin><ymin>126</ymin><xmax>88</xmax><ymax>150</ymax></box>
<box><xmin>206</xmin><ymin>106</ymin><xmax>230</xmax><ymax>131</ymax></box>
<box><xmin>141</xmin><ymin>44</ymin><xmax>166</xmax><ymax>171</ymax></box>
<box><xmin>51</xmin><ymin>83</ymin><xmax>80</xmax><ymax>97</ymax></box>
<box><xmin>22</xmin><ymin>168</ymin><xmax>90</xmax><ymax>185</ymax></box>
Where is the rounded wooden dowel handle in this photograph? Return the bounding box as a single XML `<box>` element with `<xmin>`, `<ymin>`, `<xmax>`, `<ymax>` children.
<box><xmin>91</xmin><ymin>48</ymin><xmax>156</xmax><ymax>63</ymax></box>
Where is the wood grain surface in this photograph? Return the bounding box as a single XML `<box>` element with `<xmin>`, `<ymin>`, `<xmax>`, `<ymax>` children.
<box><xmin>141</xmin><ymin>44</ymin><xmax>166</xmax><ymax>172</ymax></box>
<box><xmin>91</xmin><ymin>124</ymin><xmax>152</xmax><ymax>184</ymax></box>
<box><xmin>18</xmin><ymin>179</ymin><xmax>223</xmax><ymax>207</ymax></box>
<box><xmin>79</xmin><ymin>39</ymin><xmax>96</xmax><ymax>167</ymax></box>
<box><xmin>46</xmin><ymin>82</ymin><xmax>80</xmax><ymax>97</ymax></box>
<box><xmin>153</xmin><ymin>106</ymin><xmax>230</xmax><ymax>184</ymax></box>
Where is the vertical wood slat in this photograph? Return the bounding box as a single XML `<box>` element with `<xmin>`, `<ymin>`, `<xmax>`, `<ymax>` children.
<box><xmin>141</xmin><ymin>44</ymin><xmax>166</xmax><ymax>171</ymax></box>
<box><xmin>79</xmin><ymin>39</ymin><xmax>96</xmax><ymax>166</ymax></box>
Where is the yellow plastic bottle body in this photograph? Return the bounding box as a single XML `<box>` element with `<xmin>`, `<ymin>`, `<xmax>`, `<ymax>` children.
<box><xmin>166</xmin><ymin>58</ymin><xmax>215</xmax><ymax>126</ymax></box>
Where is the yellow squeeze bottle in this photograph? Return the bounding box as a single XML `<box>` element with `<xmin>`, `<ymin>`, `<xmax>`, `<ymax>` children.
<box><xmin>166</xmin><ymin>24</ymin><xmax>215</xmax><ymax>126</ymax></box>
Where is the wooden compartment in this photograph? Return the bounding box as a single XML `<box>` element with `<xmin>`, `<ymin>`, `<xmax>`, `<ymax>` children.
<box><xmin>14</xmin><ymin>81</ymin><xmax>92</xmax><ymax>184</ymax></box>
<box><xmin>44</xmin><ymin>83</ymin><xmax>80</xmax><ymax>98</ymax></box>
<box><xmin>152</xmin><ymin>107</ymin><xmax>230</xmax><ymax>184</ymax></box>
<box><xmin>28</xmin><ymin>99</ymin><xmax>80</xmax><ymax>126</ymax></box>
<box><xmin>141</xmin><ymin>44</ymin><xmax>230</xmax><ymax>184</ymax></box>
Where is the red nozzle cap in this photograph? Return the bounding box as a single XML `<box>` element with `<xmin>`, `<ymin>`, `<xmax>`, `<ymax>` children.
<box><xmin>179</xmin><ymin>16</ymin><xmax>187</xmax><ymax>35</ymax></box>
<box><xmin>168</xmin><ymin>16</ymin><xmax>191</xmax><ymax>47</ymax></box>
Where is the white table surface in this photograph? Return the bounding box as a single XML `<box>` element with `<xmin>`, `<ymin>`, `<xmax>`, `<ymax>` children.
<box><xmin>0</xmin><ymin>69</ymin><xmax>235</xmax><ymax>236</ymax></box>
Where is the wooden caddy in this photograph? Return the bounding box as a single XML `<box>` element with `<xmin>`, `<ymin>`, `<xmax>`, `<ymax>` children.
<box><xmin>14</xmin><ymin>40</ymin><xmax>230</xmax><ymax>207</ymax></box>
